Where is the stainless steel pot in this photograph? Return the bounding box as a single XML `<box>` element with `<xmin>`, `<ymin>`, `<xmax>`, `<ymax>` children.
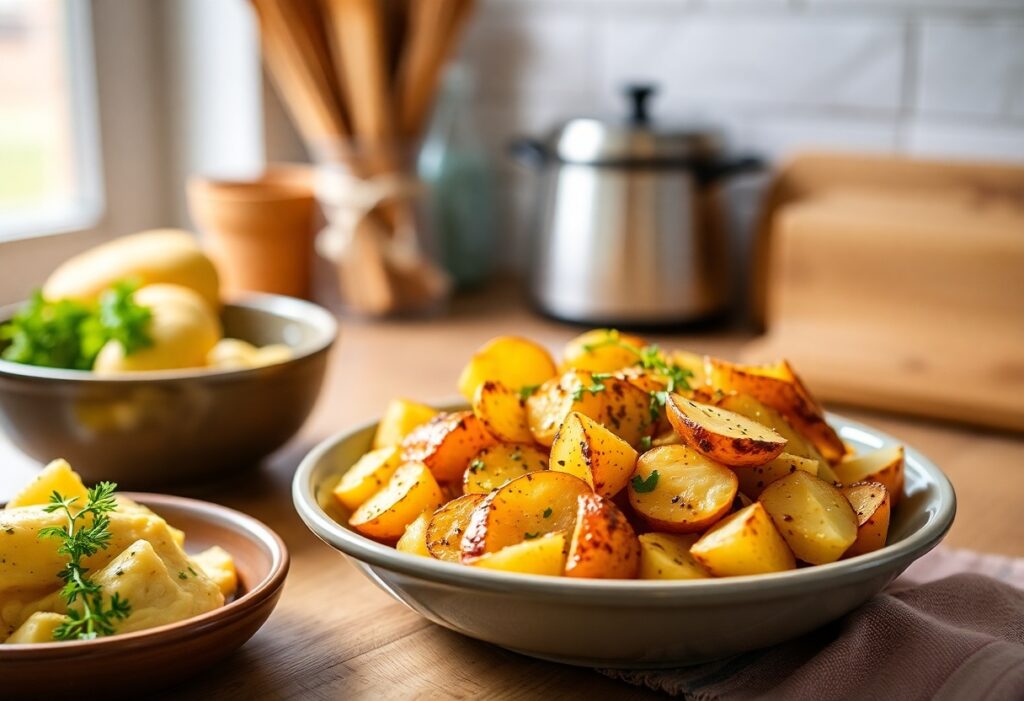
<box><xmin>513</xmin><ymin>85</ymin><xmax>762</xmax><ymax>327</ymax></box>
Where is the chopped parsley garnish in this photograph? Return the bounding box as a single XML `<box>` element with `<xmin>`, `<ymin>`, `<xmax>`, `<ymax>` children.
<box><xmin>631</xmin><ymin>470</ymin><xmax>660</xmax><ymax>493</ymax></box>
<box><xmin>518</xmin><ymin>384</ymin><xmax>540</xmax><ymax>401</ymax></box>
<box><xmin>468</xmin><ymin>459</ymin><xmax>486</xmax><ymax>474</ymax></box>
<box><xmin>542</xmin><ymin>507</ymin><xmax>553</xmax><ymax>518</ymax></box>
<box><xmin>638</xmin><ymin>436</ymin><xmax>652</xmax><ymax>451</ymax></box>
<box><xmin>571</xmin><ymin>380</ymin><xmax>607</xmax><ymax>402</ymax></box>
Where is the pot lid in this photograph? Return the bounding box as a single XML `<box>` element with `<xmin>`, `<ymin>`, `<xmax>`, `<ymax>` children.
<box><xmin>550</xmin><ymin>85</ymin><xmax>725</xmax><ymax>166</ymax></box>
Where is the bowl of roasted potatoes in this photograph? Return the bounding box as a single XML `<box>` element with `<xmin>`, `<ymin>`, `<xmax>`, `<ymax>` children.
<box><xmin>293</xmin><ymin>330</ymin><xmax>955</xmax><ymax>667</ymax></box>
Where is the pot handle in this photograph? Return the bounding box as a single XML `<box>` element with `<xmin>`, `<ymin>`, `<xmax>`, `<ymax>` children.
<box><xmin>509</xmin><ymin>138</ymin><xmax>550</xmax><ymax>169</ymax></box>
<box><xmin>699</xmin><ymin>155</ymin><xmax>765</xmax><ymax>182</ymax></box>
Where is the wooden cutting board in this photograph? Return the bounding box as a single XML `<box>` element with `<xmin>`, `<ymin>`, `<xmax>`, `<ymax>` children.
<box><xmin>746</xmin><ymin>153</ymin><xmax>1024</xmax><ymax>432</ymax></box>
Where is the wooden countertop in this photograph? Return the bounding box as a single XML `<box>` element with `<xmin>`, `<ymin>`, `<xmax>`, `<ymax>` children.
<box><xmin>2</xmin><ymin>281</ymin><xmax>1022</xmax><ymax>700</ymax></box>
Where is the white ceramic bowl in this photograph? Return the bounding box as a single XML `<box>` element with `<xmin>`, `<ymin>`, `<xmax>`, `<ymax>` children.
<box><xmin>293</xmin><ymin>410</ymin><xmax>955</xmax><ymax>668</ymax></box>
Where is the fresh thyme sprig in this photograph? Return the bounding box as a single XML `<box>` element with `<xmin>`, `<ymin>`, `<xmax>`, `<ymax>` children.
<box><xmin>38</xmin><ymin>482</ymin><xmax>131</xmax><ymax>640</ymax></box>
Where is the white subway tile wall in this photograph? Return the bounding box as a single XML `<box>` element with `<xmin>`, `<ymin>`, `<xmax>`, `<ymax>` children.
<box><xmin>460</xmin><ymin>0</ymin><xmax>1024</xmax><ymax>264</ymax></box>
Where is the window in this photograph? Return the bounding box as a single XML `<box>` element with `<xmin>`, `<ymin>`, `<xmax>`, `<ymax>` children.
<box><xmin>0</xmin><ymin>0</ymin><xmax>101</xmax><ymax>242</ymax></box>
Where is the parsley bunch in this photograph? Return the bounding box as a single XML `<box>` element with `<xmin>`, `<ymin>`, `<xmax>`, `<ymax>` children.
<box><xmin>38</xmin><ymin>482</ymin><xmax>132</xmax><ymax>640</ymax></box>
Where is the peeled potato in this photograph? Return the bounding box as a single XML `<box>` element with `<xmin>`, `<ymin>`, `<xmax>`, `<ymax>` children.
<box><xmin>666</xmin><ymin>394</ymin><xmax>787</xmax><ymax>467</ymax></box>
<box><xmin>462</xmin><ymin>443</ymin><xmax>548</xmax><ymax>495</ymax></box>
<box><xmin>206</xmin><ymin>338</ymin><xmax>258</xmax><ymax>369</ymax></box>
<box><xmin>349</xmin><ymin>462</ymin><xmax>444</xmax><ymax>540</ymax></box>
<box><xmin>6</xmin><ymin>459</ymin><xmax>87</xmax><ymax>509</ymax></box>
<box><xmin>457</xmin><ymin>336</ymin><xmax>557</xmax><ymax>401</ymax></box>
<box><xmin>842</xmin><ymin>481</ymin><xmax>891</xmax><ymax>558</ymax></box>
<box><xmin>734</xmin><ymin>452</ymin><xmax>819</xmax><ymax>499</ymax></box>
<box><xmin>690</xmin><ymin>503</ymin><xmax>796</xmax><ymax>576</ymax></box>
<box><xmin>332</xmin><ymin>446</ymin><xmax>402</xmax><ymax>511</ymax></box>
<box><xmin>426</xmin><ymin>493</ymin><xmax>486</xmax><ymax>562</ymax></box>
<box><xmin>638</xmin><ymin>533</ymin><xmax>710</xmax><ymax>580</ymax></box>
<box><xmin>470</xmin><ymin>532</ymin><xmax>566</xmax><ymax>576</ymax></box>
<box><xmin>759</xmin><ymin>471</ymin><xmax>858</xmax><ymax>565</ymax></box>
<box><xmin>560</xmin><ymin>329</ymin><xmax>646</xmax><ymax>373</ymax></box>
<box><xmin>565</xmin><ymin>493</ymin><xmax>640</xmax><ymax>579</ymax></box>
<box><xmin>628</xmin><ymin>445</ymin><xmax>737</xmax><ymax>533</ymax></box>
<box><xmin>400</xmin><ymin>411</ymin><xmax>497</xmax><ymax>482</ymax></box>
<box><xmin>396</xmin><ymin>512</ymin><xmax>432</xmax><ymax>557</ymax></box>
<box><xmin>373</xmin><ymin>399</ymin><xmax>439</xmax><ymax>450</ymax></box>
<box><xmin>43</xmin><ymin>229</ymin><xmax>220</xmax><ymax>308</ymax></box>
<box><xmin>550</xmin><ymin>411</ymin><xmax>638</xmax><ymax>498</ymax></box>
<box><xmin>834</xmin><ymin>445</ymin><xmax>905</xmax><ymax>505</ymax></box>
<box><xmin>472</xmin><ymin>380</ymin><xmax>533</xmax><ymax>443</ymax></box>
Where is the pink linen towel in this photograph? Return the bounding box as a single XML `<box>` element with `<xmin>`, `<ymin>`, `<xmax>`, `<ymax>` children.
<box><xmin>601</xmin><ymin>547</ymin><xmax>1024</xmax><ymax>701</ymax></box>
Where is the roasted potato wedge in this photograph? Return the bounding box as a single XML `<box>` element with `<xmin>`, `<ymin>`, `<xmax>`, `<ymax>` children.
<box><xmin>834</xmin><ymin>445</ymin><xmax>905</xmax><ymax>505</ymax></box>
<box><xmin>470</xmin><ymin>532</ymin><xmax>567</xmax><ymax>576</ymax></box>
<box><xmin>666</xmin><ymin>394</ymin><xmax>787</xmax><ymax>467</ymax></box>
<box><xmin>638</xmin><ymin>533</ymin><xmax>710</xmax><ymax>580</ymax></box>
<box><xmin>598</xmin><ymin>376</ymin><xmax>654</xmax><ymax>447</ymax></box>
<box><xmin>707</xmin><ymin>358</ymin><xmax>846</xmax><ymax>464</ymax></box>
<box><xmin>525</xmin><ymin>370</ymin><xmax>608</xmax><ymax>446</ymax></box>
<box><xmin>457</xmin><ymin>335</ymin><xmax>557</xmax><ymax>401</ymax></box>
<box><xmin>332</xmin><ymin>446</ymin><xmax>402</xmax><ymax>510</ymax></box>
<box><xmin>400</xmin><ymin>411</ymin><xmax>497</xmax><ymax>482</ymax></box>
<box><xmin>565</xmin><ymin>493</ymin><xmax>641</xmax><ymax>579</ymax></box>
<box><xmin>373</xmin><ymin>399</ymin><xmax>439</xmax><ymax>449</ymax></box>
<box><xmin>734</xmin><ymin>452</ymin><xmax>819</xmax><ymax>499</ymax></box>
<box><xmin>842</xmin><ymin>481</ymin><xmax>891</xmax><ymax>558</ymax></box>
<box><xmin>349</xmin><ymin>462</ymin><xmax>445</xmax><ymax>540</ymax></box>
<box><xmin>561</xmin><ymin>329</ymin><xmax>646</xmax><ymax>373</ymax></box>
<box><xmin>716</xmin><ymin>393</ymin><xmax>831</xmax><ymax>472</ymax></box>
<box><xmin>463</xmin><ymin>443</ymin><xmax>549</xmax><ymax>495</ymax></box>
<box><xmin>550</xmin><ymin>412</ymin><xmax>638</xmax><ymax>498</ymax></box>
<box><xmin>628</xmin><ymin>445</ymin><xmax>738</xmax><ymax>533</ymax></box>
<box><xmin>461</xmin><ymin>471</ymin><xmax>590</xmax><ymax>559</ymax></box>
<box><xmin>670</xmin><ymin>350</ymin><xmax>709</xmax><ymax>388</ymax></box>
<box><xmin>426</xmin><ymin>493</ymin><xmax>486</xmax><ymax>562</ymax></box>
<box><xmin>396</xmin><ymin>512</ymin><xmax>432</xmax><ymax>557</ymax></box>
<box><xmin>690</xmin><ymin>503</ymin><xmax>796</xmax><ymax>576</ymax></box>
<box><xmin>472</xmin><ymin>380</ymin><xmax>533</xmax><ymax>443</ymax></box>
<box><xmin>759</xmin><ymin>471</ymin><xmax>858</xmax><ymax>565</ymax></box>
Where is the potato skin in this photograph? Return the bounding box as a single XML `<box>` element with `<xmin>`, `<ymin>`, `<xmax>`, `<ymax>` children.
<box><xmin>561</xmin><ymin>329</ymin><xmax>646</xmax><ymax>373</ymax></box>
<box><xmin>349</xmin><ymin>462</ymin><xmax>445</xmax><ymax>541</ymax></box>
<box><xmin>401</xmin><ymin>411</ymin><xmax>497</xmax><ymax>481</ymax></box>
<box><xmin>842</xmin><ymin>481</ymin><xmax>891</xmax><ymax>558</ymax></box>
<box><xmin>550</xmin><ymin>412</ymin><xmax>638</xmax><ymax>498</ymax></box>
<box><xmin>525</xmin><ymin>370</ymin><xmax>608</xmax><ymax>446</ymax></box>
<box><xmin>628</xmin><ymin>445</ymin><xmax>737</xmax><ymax>533</ymax></box>
<box><xmin>457</xmin><ymin>335</ymin><xmax>557</xmax><ymax>401</ymax></box>
<box><xmin>690</xmin><ymin>503</ymin><xmax>796</xmax><ymax>576</ymax></box>
<box><xmin>472</xmin><ymin>380</ymin><xmax>533</xmax><ymax>443</ymax></box>
<box><xmin>666</xmin><ymin>393</ymin><xmax>787</xmax><ymax>467</ymax></box>
<box><xmin>565</xmin><ymin>493</ymin><xmax>641</xmax><ymax>579</ymax></box>
<box><xmin>426</xmin><ymin>494</ymin><xmax>486</xmax><ymax>562</ymax></box>
<box><xmin>758</xmin><ymin>471</ymin><xmax>858</xmax><ymax>565</ymax></box>
<box><xmin>835</xmin><ymin>446</ymin><xmax>904</xmax><ymax>506</ymax></box>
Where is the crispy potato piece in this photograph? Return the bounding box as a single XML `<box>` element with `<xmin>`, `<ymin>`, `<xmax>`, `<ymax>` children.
<box><xmin>716</xmin><ymin>393</ymin><xmax>830</xmax><ymax>470</ymax></box>
<box><xmin>707</xmin><ymin>358</ymin><xmax>847</xmax><ymax>464</ymax></box>
<box><xmin>638</xmin><ymin>533</ymin><xmax>710</xmax><ymax>580</ymax></box>
<box><xmin>332</xmin><ymin>446</ymin><xmax>402</xmax><ymax>510</ymax></box>
<box><xmin>734</xmin><ymin>452</ymin><xmax>819</xmax><ymax>499</ymax></box>
<box><xmin>666</xmin><ymin>394</ymin><xmax>787</xmax><ymax>467</ymax></box>
<box><xmin>565</xmin><ymin>493</ymin><xmax>641</xmax><ymax>579</ymax></box>
<box><xmin>463</xmin><ymin>443</ymin><xmax>549</xmax><ymax>495</ymax></box>
<box><xmin>561</xmin><ymin>329</ymin><xmax>646</xmax><ymax>373</ymax></box>
<box><xmin>614</xmin><ymin>366</ymin><xmax>667</xmax><ymax>395</ymax></box>
<box><xmin>842</xmin><ymin>481</ymin><xmax>891</xmax><ymax>558</ymax></box>
<box><xmin>470</xmin><ymin>532</ymin><xmax>566</xmax><ymax>576</ymax></box>
<box><xmin>461</xmin><ymin>471</ymin><xmax>590</xmax><ymax>559</ymax></box>
<box><xmin>373</xmin><ymin>399</ymin><xmax>439</xmax><ymax>449</ymax></box>
<box><xmin>525</xmin><ymin>370</ymin><xmax>608</xmax><ymax>446</ymax></box>
<box><xmin>472</xmin><ymin>380</ymin><xmax>533</xmax><ymax>443</ymax></box>
<box><xmin>598</xmin><ymin>376</ymin><xmax>654</xmax><ymax>447</ymax></box>
<box><xmin>670</xmin><ymin>350</ymin><xmax>709</xmax><ymax>389</ymax></box>
<box><xmin>690</xmin><ymin>503</ymin><xmax>796</xmax><ymax>576</ymax></box>
<box><xmin>759</xmin><ymin>471</ymin><xmax>858</xmax><ymax>564</ymax></box>
<box><xmin>628</xmin><ymin>445</ymin><xmax>738</xmax><ymax>533</ymax></box>
<box><xmin>396</xmin><ymin>512</ymin><xmax>432</xmax><ymax>557</ymax></box>
<box><xmin>550</xmin><ymin>412</ymin><xmax>638</xmax><ymax>498</ymax></box>
<box><xmin>349</xmin><ymin>462</ymin><xmax>445</xmax><ymax>541</ymax></box>
<box><xmin>457</xmin><ymin>336</ymin><xmax>557</xmax><ymax>401</ymax></box>
<box><xmin>426</xmin><ymin>494</ymin><xmax>486</xmax><ymax>562</ymax></box>
<box><xmin>834</xmin><ymin>445</ymin><xmax>905</xmax><ymax>505</ymax></box>
<box><xmin>401</xmin><ymin>411</ymin><xmax>497</xmax><ymax>482</ymax></box>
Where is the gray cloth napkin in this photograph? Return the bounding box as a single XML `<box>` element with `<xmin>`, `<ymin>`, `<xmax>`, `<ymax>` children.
<box><xmin>601</xmin><ymin>548</ymin><xmax>1024</xmax><ymax>701</ymax></box>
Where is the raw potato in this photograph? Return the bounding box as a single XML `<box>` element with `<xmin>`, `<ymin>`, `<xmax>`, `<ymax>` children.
<box><xmin>842</xmin><ymin>482</ymin><xmax>891</xmax><ymax>558</ymax></box>
<box><xmin>332</xmin><ymin>446</ymin><xmax>402</xmax><ymax>511</ymax></box>
<box><xmin>463</xmin><ymin>443</ymin><xmax>548</xmax><ymax>495</ymax></box>
<box><xmin>734</xmin><ymin>452</ymin><xmax>819</xmax><ymax>499</ymax></box>
<box><xmin>471</xmin><ymin>533</ymin><xmax>566</xmax><ymax>576</ymax></box>
<box><xmin>565</xmin><ymin>493</ymin><xmax>640</xmax><ymax>579</ymax></box>
<box><xmin>638</xmin><ymin>533</ymin><xmax>710</xmax><ymax>580</ymax></box>
<box><xmin>461</xmin><ymin>471</ymin><xmax>590</xmax><ymax>559</ymax></box>
<box><xmin>561</xmin><ymin>329</ymin><xmax>646</xmax><ymax>373</ymax></box>
<box><xmin>472</xmin><ymin>380</ymin><xmax>533</xmax><ymax>443</ymax></box>
<box><xmin>396</xmin><ymin>513</ymin><xmax>432</xmax><ymax>557</ymax></box>
<box><xmin>550</xmin><ymin>412</ymin><xmax>638</xmax><ymax>498</ymax></box>
<box><xmin>707</xmin><ymin>359</ymin><xmax>847</xmax><ymax>464</ymax></box>
<box><xmin>691</xmin><ymin>503</ymin><xmax>796</xmax><ymax>576</ymax></box>
<box><xmin>628</xmin><ymin>445</ymin><xmax>738</xmax><ymax>533</ymax></box>
<box><xmin>42</xmin><ymin>229</ymin><xmax>220</xmax><ymax>308</ymax></box>
<box><xmin>758</xmin><ymin>471</ymin><xmax>858</xmax><ymax>565</ymax></box>
<box><xmin>349</xmin><ymin>462</ymin><xmax>444</xmax><ymax>541</ymax></box>
<box><xmin>427</xmin><ymin>494</ymin><xmax>486</xmax><ymax>562</ymax></box>
<box><xmin>373</xmin><ymin>399</ymin><xmax>439</xmax><ymax>449</ymax></box>
<box><xmin>457</xmin><ymin>336</ymin><xmax>557</xmax><ymax>401</ymax></box>
<box><xmin>400</xmin><ymin>411</ymin><xmax>497</xmax><ymax>482</ymax></box>
<box><xmin>6</xmin><ymin>459</ymin><xmax>87</xmax><ymax>509</ymax></box>
<box><xmin>525</xmin><ymin>370</ymin><xmax>608</xmax><ymax>446</ymax></box>
<box><xmin>666</xmin><ymin>394</ymin><xmax>787</xmax><ymax>467</ymax></box>
<box><xmin>834</xmin><ymin>445</ymin><xmax>905</xmax><ymax>505</ymax></box>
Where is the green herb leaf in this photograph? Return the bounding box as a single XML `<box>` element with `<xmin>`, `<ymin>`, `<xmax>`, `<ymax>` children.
<box><xmin>631</xmin><ymin>470</ymin><xmax>660</xmax><ymax>493</ymax></box>
<box><xmin>571</xmin><ymin>381</ymin><xmax>606</xmax><ymax>402</ymax></box>
<box><xmin>542</xmin><ymin>507</ymin><xmax>552</xmax><ymax>519</ymax></box>
<box><xmin>518</xmin><ymin>384</ymin><xmax>540</xmax><ymax>401</ymax></box>
<box><xmin>468</xmin><ymin>459</ymin><xmax>486</xmax><ymax>474</ymax></box>
<box><xmin>638</xmin><ymin>436</ymin><xmax>652</xmax><ymax>451</ymax></box>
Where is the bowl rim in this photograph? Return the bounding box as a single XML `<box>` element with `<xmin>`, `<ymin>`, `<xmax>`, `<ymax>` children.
<box><xmin>293</xmin><ymin>410</ymin><xmax>957</xmax><ymax>604</ymax></box>
<box><xmin>0</xmin><ymin>492</ymin><xmax>289</xmax><ymax>655</ymax></box>
<box><xmin>0</xmin><ymin>292</ymin><xmax>338</xmax><ymax>383</ymax></box>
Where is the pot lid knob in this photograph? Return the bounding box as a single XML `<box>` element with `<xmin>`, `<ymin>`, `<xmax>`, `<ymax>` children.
<box><xmin>625</xmin><ymin>84</ymin><xmax>657</xmax><ymax>124</ymax></box>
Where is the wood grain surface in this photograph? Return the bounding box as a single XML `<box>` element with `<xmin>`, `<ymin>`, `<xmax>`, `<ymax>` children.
<box><xmin>2</xmin><ymin>279</ymin><xmax>1021</xmax><ymax>700</ymax></box>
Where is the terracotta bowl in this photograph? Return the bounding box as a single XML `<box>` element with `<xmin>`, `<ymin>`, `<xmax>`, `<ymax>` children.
<box><xmin>293</xmin><ymin>407</ymin><xmax>956</xmax><ymax>668</ymax></box>
<box><xmin>0</xmin><ymin>493</ymin><xmax>288</xmax><ymax>696</ymax></box>
<box><xmin>0</xmin><ymin>293</ymin><xmax>337</xmax><ymax>489</ymax></box>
